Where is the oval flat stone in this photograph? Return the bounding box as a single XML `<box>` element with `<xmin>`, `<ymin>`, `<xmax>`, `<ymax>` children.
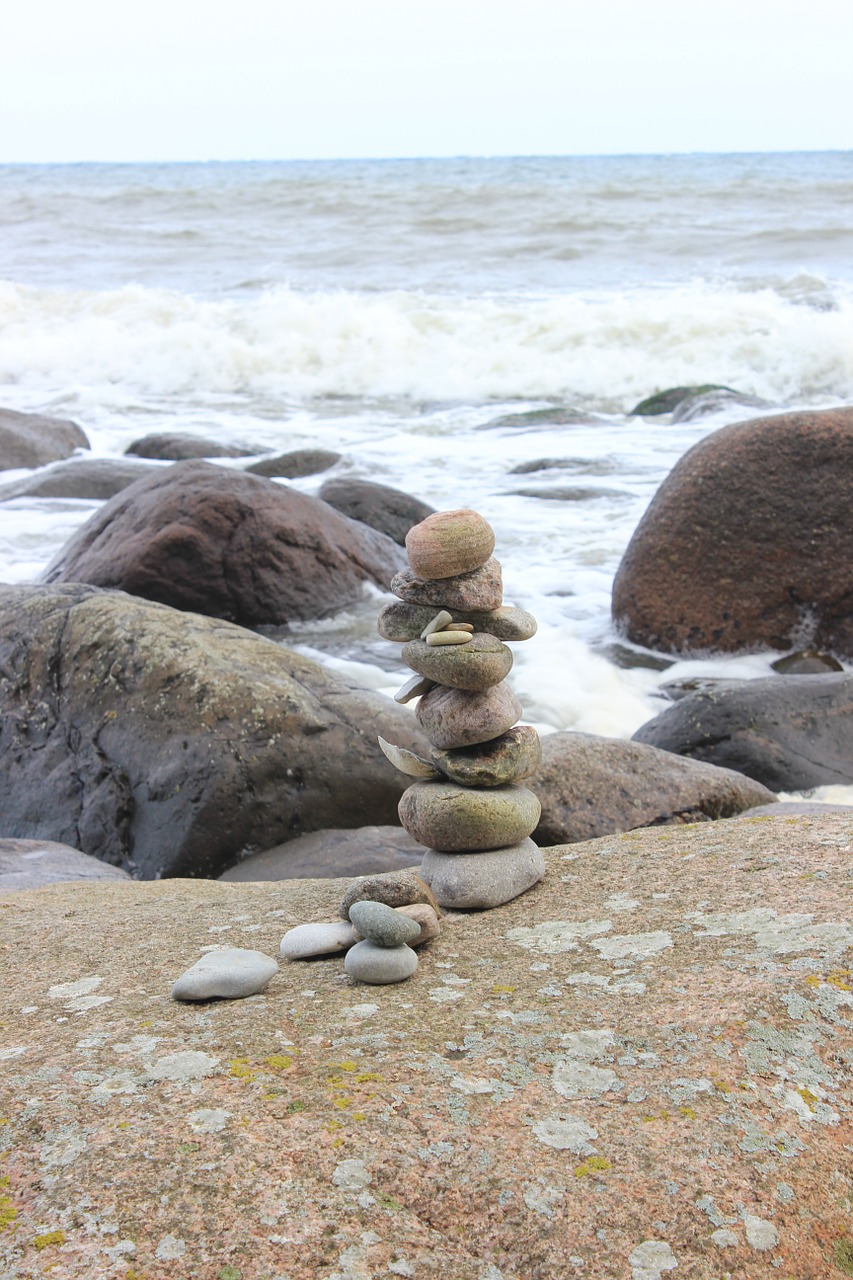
<box><xmin>390</xmin><ymin>557</ymin><xmax>503</xmax><ymax>612</ymax></box>
<box><xmin>339</xmin><ymin>869</ymin><xmax>441</xmax><ymax>920</ymax></box>
<box><xmin>280</xmin><ymin>921</ymin><xmax>356</xmax><ymax>959</ymax></box>
<box><xmin>344</xmin><ymin>939</ymin><xmax>419</xmax><ymax>984</ymax></box>
<box><xmin>419</xmin><ymin>838</ymin><xmax>545</xmax><ymax>909</ymax></box>
<box><xmin>424</xmin><ymin>630</ymin><xmax>473</xmax><ymax>647</ymax></box>
<box><xmin>398</xmin><ymin>781</ymin><xmax>541</xmax><ymax>852</ymax></box>
<box><xmin>378</xmin><ymin>601</ymin><xmax>537</xmax><ymax>643</ymax></box>
<box><xmin>403</xmin><ymin>633</ymin><xmax>513</xmax><ymax>692</ymax></box>
<box><xmin>171</xmin><ymin>948</ymin><xmax>279</xmax><ymax>1000</ymax></box>
<box><xmin>416</xmin><ymin>682</ymin><xmax>522</xmax><ymax>750</ymax></box>
<box><xmin>349</xmin><ymin>899</ymin><xmax>422</xmax><ymax>947</ymax></box>
<box><xmin>377</xmin><ymin>736</ymin><xmax>442</xmax><ymax>779</ymax></box>
<box><xmin>431</xmin><ymin>725</ymin><xmax>542</xmax><ymax>786</ymax></box>
<box><xmin>405</xmin><ymin>509</ymin><xmax>495</xmax><ymax>580</ymax></box>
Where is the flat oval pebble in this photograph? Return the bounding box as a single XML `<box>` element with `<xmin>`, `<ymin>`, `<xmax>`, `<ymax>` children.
<box><xmin>280</xmin><ymin>921</ymin><xmax>356</xmax><ymax>959</ymax></box>
<box><xmin>339</xmin><ymin>869</ymin><xmax>441</xmax><ymax>920</ymax></box>
<box><xmin>419</xmin><ymin>838</ymin><xmax>546</xmax><ymax>909</ymax></box>
<box><xmin>432</xmin><ymin>724</ymin><xmax>542</xmax><ymax>786</ymax></box>
<box><xmin>349</xmin><ymin>899</ymin><xmax>422</xmax><ymax>947</ymax></box>
<box><xmin>344</xmin><ymin>939</ymin><xmax>419</xmax><ymax>984</ymax></box>
<box><xmin>404</xmin><ymin>633</ymin><xmax>512</xmax><ymax>692</ymax></box>
<box><xmin>377</xmin><ymin>735</ymin><xmax>442</xmax><ymax>779</ymax></box>
<box><xmin>424</xmin><ymin>630</ymin><xmax>473</xmax><ymax>647</ymax></box>
<box><xmin>390</xmin><ymin>557</ymin><xmax>503</xmax><ymax>612</ymax></box>
<box><xmin>416</xmin><ymin>681</ymin><xmax>522</xmax><ymax>750</ymax></box>
<box><xmin>399</xmin><ymin>781</ymin><xmax>541</xmax><ymax>852</ymax></box>
<box><xmin>171</xmin><ymin>948</ymin><xmax>279</xmax><ymax>1001</ymax></box>
<box><xmin>378</xmin><ymin>601</ymin><xmax>537</xmax><ymax>643</ymax></box>
<box><xmin>405</xmin><ymin>508</ymin><xmax>495</xmax><ymax>580</ymax></box>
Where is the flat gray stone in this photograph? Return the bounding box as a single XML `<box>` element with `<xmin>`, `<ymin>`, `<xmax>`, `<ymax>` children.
<box><xmin>419</xmin><ymin>838</ymin><xmax>545</xmax><ymax>909</ymax></box>
<box><xmin>171</xmin><ymin>948</ymin><xmax>279</xmax><ymax>1000</ymax></box>
<box><xmin>349</xmin><ymin>899</ymin><xmax>422</xmax><ymax>947</ymax></box>
<box><xmin>344</xmin><ymin>939</ymin><xmax>419</xmax><ymax>984</ymax></box>
<box><xmin>280</xmin><ymin>921</ymin><xmax>356</xmax><ymax>959</ymax></box>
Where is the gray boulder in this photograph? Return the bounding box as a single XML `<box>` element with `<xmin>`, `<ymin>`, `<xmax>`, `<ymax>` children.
<box><xmin>0</xmin><ymin>457</ymin><xmax>161</xmax><ymax>502</ymax></box>
<box><xmin>219</xmin><ymin>825</ymin><xmax>424</xmax><ymax>881</ymax></box>
<box><xmin>246</xmin><ymin>449</ymin><xmax>342</xmax><ymax>478</ymax></box>
<box><xmin>531</xmin><ymin>730</ymin><xmax>775</xmax><ymax>845</ymax></box>
<box><xmin>125</xmin><ymin>432</ymin><xmax>256</xmax><ymax>459</ymax></box>
<box><xmin>0</xmin><ymin>839</ymin><xmax>132</xmax><ymax>892</ymax></box>
<box><xmin>317</xmin><ymin>478</ymin><xmax>434</xmax><ymax>545</ymax></box>
<box><xmin>632</xmin><ymin>672</ymin><xmax>853</xmax><ymax>791</ymax></box>
<box><xmin>0</xmin><ymin>407</ymin><xmax>89</xmax><ymax>471</ymax></box>
<box><xmin>0</xmin><ymin>584</ymin><xmax>431</xmax><ymax>879</ymax></box>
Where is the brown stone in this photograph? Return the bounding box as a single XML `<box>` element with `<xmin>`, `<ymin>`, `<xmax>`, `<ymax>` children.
<box><xmin>402</xmin><ymin>633</ymin><xmax>513</xmax><ymax>692</ymax></box>
<box><xmin>378</xmin><ymin>601</ymin><xmax>537</xmax><ymax>642</ymax></box>
<box><xmin>398</xmin><ymin>781</ymin><xmax>541</xmax><ymax>852</ymax></box>
<box><xmin>432</xmin><ymin>724</ymin><xmax>542</xmax><ymax>787</ymax></box>
<box><xmin>404</xmin><ymin>508</ymin><xmax>495</xmax><ymax>579</ymax></box>
<box><xmin>416</xmin><ymin>681</ymin><xmax>522</xmax><ymax>749</ymax></box>
<box><xmin>339</xmin><ymin>867</ymin><xmax>441</xmax><ymax>919</ymax></box>
<box><xmin>390</xmin><ymin>556</ymin><xmax>502</xmax><ymax>612</ymax></box>
<box><xmin>318</xmin><ymin>477</ymin><xmax>433</xmax><ymax>544</ymax></box>
<box><xmin>612</xmin><ymin>407</ymin><xmax>853</xmax><ymax>655</ymax></box>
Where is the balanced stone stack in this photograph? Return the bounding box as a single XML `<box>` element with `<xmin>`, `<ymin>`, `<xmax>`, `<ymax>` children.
<box><xmin>377</xmin><ymin>508</ymin><xmax>544</xmax><ymax>910</ymax></box>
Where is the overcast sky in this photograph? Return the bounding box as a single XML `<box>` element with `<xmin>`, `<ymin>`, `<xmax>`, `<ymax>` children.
<box><xmin>2</xmin><ymin>0</ymin><xmax>851</xmax><ymax>163</ymax></box>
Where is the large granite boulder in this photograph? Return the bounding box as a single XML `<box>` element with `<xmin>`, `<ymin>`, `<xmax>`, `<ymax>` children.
<box><xmin>318</xmin><ymin>477</ymin><xmax>434</xmax><ymax>545</ymax></box>
<box><xmin>0</xmin><ymin>407</ymin><xmax>89</xmax><ymax>470</ymax></box>
<box><xmin>0</xmin><ymin>839</ymin><xmax>132</xmax><ymax>891</ymax></box>
<box><xmin>0</xmin><ymin>456</ymin><xmax>160</xmax><ymax>502</ymax></box>
<box><xmin>44</xmin><ymin>460</ymin><xmax>405</xmax><ymax>625</ymax></box>
<box><xmin>125</xmin><ymin>432</ymin><xmax>257</xmax><ymax>459</ymax></box>
<box><xmin>219</xmin><ymin>825</ymin><xmax>424</xmax><ymax>881</ymax></box>
<box><xmin>633</xmin><ymin>672</ymin><xmax>853</xmax><ymax>791</ymax></box>
<box><xmin>1</xmin><ymin>813</ymin><xmax>850</xmax><ymax>1279</ymax></box>
<box><xmin>532</xmin><ymin>731</ymin><xmax>775</xmax><ymax>845</ymax></box>
<box><xmin>0</xmin><ymin>584</ymin><xmax>430</xmax><ymax>878</ymax></box>
<box><xmin>612</xmin><ymin>407</ymin><xmax>853</xmax><ymax>655</ymax></box>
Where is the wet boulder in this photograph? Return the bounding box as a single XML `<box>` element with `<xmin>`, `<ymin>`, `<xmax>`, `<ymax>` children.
<box><xmin>0</xmin><ymin>456</ymin><xmax>160</xmax><ymax>502</ymax></box>
<box><xmin>0</xmin><ymin>407</ymin><xmax>90</xmax><ymax>471</ymax></box>
<box><xmin>246</xmin><ymin>448</ymin><xmax>342</xmax><ymax>478</ymax></box>
<box><xmin>318</xmin><ymin>477</ymin><xmax>434</xmax><ymax>545</ymax></box>
<box><xmin>125</xmin><ymin>432</ymin><xmax>257</xmax><ymax>459</ymax></box>
<box><xmin>44</xmin><ymin>459</ymin><xmax>405</xmax><ymax>626</ymax></box>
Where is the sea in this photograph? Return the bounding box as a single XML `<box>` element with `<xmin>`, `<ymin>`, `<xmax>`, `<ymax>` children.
<box><xmin>1</xmin><ymin>152</ymin><xmax>852</xmax><ymax>798</ymax></box>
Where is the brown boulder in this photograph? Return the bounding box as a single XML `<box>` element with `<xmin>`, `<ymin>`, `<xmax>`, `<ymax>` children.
<box><xmin>612</xmin><ymin>407</ymin><xmax>853</xmax><ymax>655</ymax></box>
<box><xmin>532</xmin><ymin>730</ymin><xmax>775</xmax><ymax>845</ymax></box>
<box><xmin>44</xmin><ymin>459</ymin><xmax>404</xmax><ymax>625</ymax></box>
<box><xmin>318</xmin><ymin>477</ymin><xmax>434</xmax><ymax>544</ymax></box>
<box><xmin>125</xmin><ymin>431</ymin><xmax>256</xmax><ymax>459</ymax></box>
<box><xmin>247</xmin><ymin>448</ymin><xmax>342</xmax><ymax>478</ymax></box>
<box><xmin>0</xmin><ymin>406</ymin><xmax>89</xmax><ymax>470</ymax></box>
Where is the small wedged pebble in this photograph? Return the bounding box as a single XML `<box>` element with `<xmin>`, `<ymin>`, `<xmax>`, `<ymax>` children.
<box><xmin>171</xmin><ymin>948</ymin><xmax>279</xmax><ymax>1001</ymax></box>
<box><xmin>349</xmin><ymin>899</ymin><xmax>422</xmax><ymax>947</ymax></box>
<box><xmin>390</xmin><ymin>557</ymin><xmax>503</xmax><ymax>612</ymax></box>
<box><xmin>419</xmin><ymin>838</ymin><xmax>546</xmax><ymax>909</ymax></box>
<box><xmin>280</xmin><ymin>921</ymin><xmax>356</xmax><ymax>959</ymax></box>
<box><xmin>405</xmin><ymin>508</ymin><xmax>495</xmax><ymax>580</ymax></box>
<box><xmin>377</xmin><ymin>736</ymin><xmax>442</xmax><ymax>779</ymax></box>
<box><xmin>403</xmin><ymin>633</ymin><xmax>512</xmax><ymax>692</ymax></box>
<box><xmin>398</xmin><ymin>780</ymin><xmax>541</xmax><ymax>852</ymax></box>
<box><xmin>344</xmin><ymin>939</ymin><xmax>419</xmax><ymax>984</ymax></box>
<box><xmin>339</xmin><ymin>869</ymin><xmax>441</xmax><ymax>920</ymax></box>
<box><xmin>416</xmin><ymin>681</ymin><xmax>522</xmax><ymax>750</ymax></box>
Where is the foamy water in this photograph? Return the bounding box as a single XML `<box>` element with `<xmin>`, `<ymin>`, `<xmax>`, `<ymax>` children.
<box><xmin>2</xmin><ymin>152</ymin><xmax>852</xmax><ymax>800</ymax></box>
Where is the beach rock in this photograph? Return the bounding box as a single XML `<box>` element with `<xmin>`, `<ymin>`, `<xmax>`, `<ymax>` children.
<box><xmin>220</xmin><ymin>826</ymin><xmax>425</xmax><ymax>881</ymax></box>
<box><xmin>405</xmin><ymin>508</ymin><xmax>495</xmax><ymax>579</ymax></box>
<box><xmin>416</xmin><ymin>681</ymin><xmax>522</xmax><ymax>750</ymax></box>
<box><xmin>532</xmin><ymin>730</ymin><xmax>776</xmax><ymax>845</ymax></box>
<box><xmin>0</xmin><ymin>457</ymin><xmax>161</xmax><ymax>502</ymax></box>
<box><xmin>431</xmin><ymin>725</ymin><xmax>542</xmax><ymax>787</ymax></box>
<box><xmin>612</xmin><ymin>407</ymin><xmax>853</xmax><ymax>656</ymax></box>
<box><xmin>402</xmin><ymin>633</ymin><xmax>513</xmax><ymax>692</ymax></box>
<box><xmin>171</xmin><ymin>948</ymin><xmax>278</xmax><ymax>1000</ymax></box>
<box><xmin>420</xmin><ymin>838</ymin><xmax>545</xmax><ymax>908</ymax></box>
<box><xmin>1</xmin><ymin>814</ymin><xmax>850</xmax><ymax>1279</ymax></box>
<box><xmin>280</xmin><ymin>921</ymin><xmax>356</xmax><ymax>959</ymax></box>
<box><xmin>483</xmin><ymin>405</ymin><xmax>596</xmax><ymax>429</ymax></box>
<box><xmin>0</xmin><ymin>407</ymin><xmax>89</xmax><ymax>470</ymax></box>
<box><xmin>378</xmin><ymin>600</ymin><xmax>536</xmax><ymax>642</ymax></box>
<box><xmin>318</xmin><ymin>477</ymin><xmax>434</xmax><ymax>545</ymax></box>
<box><xmin>770</xmin><ymin>649</ymin><xmax>843</xmax><ymax>675</ymax></box>
<box><xmin>246</xmin><ymin>448</ymin><xmax>342</xmax><ymax>478</ymax></box>
<box><xmin>398</xmin><ymin>781</ymin><xmax>541</xmax><ymax>852</ymax></box>
<box><xmin>339</xmin><ymin>868</ymin><xmax>440</xmax><ymax>919</ymax></box>
<box><xmin>126</xmin><ymin>432</ymin><xmax>254</xmax><ymax>459</ymax></box>
<box><xmin>632</xmin><ymin>672</ymin><xmax>853</xmax><ymax>791</ymax></box>
<box><xmin>629</xmin><ymin>384</ymin><xmax>739</xmax><ymax>416</ymax></box>
<box><xmin>0</xmin><ymin>839</ymin><xmax>132</xmax><ymax>892</ymax></box>
<box><xmin>44</xmin><ymin>459</ymin><xmax>405</xmax><ymax>626</ymax></box>
<box><xmin>344</xmin><ymin>938</ymin><xmax>419</xmax><ymax>984</ymax></box>
<box><xmin>348</xmin><ymin>900</ymin><xmax>421</xmax><ymax>948</ymax></box>
<box><xmin>390</xmin><ymin>557</ymin><xmax>503</xmax><ymax>612</ymax></box>
<box><xmin>0</xmin><ymin>584</ymin><xmax>431</xmax><ymax>878</ymax></box>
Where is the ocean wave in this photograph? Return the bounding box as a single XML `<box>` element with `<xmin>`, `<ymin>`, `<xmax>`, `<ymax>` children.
<box><xmin>1</xmin><ymin>278</ymin><xmax>851</xmax><ymax>409</ymax></box>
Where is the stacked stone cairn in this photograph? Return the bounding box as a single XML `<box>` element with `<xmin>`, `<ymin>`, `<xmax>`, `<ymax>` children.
<box><xmin>377</xmin><ymin>508</ymin><xmax>544</xmax><ymax>913</ymax></box>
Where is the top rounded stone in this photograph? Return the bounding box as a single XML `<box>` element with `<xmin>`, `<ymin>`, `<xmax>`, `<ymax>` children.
<box><xmin>405</xmin><ymin>509</ymin><xmax>496</xmax><ymax>580</ymax></box>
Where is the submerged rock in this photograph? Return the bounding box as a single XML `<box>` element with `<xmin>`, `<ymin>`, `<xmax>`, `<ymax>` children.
<box><xmin>0</xmin><ymin>406</ymin><xmax>89</xmax><ymax>470</ymax></box>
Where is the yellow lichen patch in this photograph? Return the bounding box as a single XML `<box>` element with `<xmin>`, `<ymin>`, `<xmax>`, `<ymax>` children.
<box><xmin>33</xmin><ymin>1230</ymin><xmax>66</xmax><ymax>1250</ymax></box>
<box><xmin>0</xmin><ymin>1194</ymin><xmax>17</xmax><ymax>1231</ymax></box>
<box><xmin>574</xmin><ymin>1157</ymin><xmax>612</xmax><ymax>1178</ymax></box>
<box><xmin>679</xmin><ymin>1106</ymin><xmax>698</xmax><ymax>1120</ymax></box>
<box><xmin>796</xmin><ymin>1086</ymin><xmax>819</xmax><ymax>1111</ymax></box>
<box><xmin>330</xmin><ymin>1061</ymin><xmax>359</xmax><ymax>1073</ymax></box>
<box><xmin>351</xmin><ymin>1112</ymin><xmax>366</xmax><ymax>1121</ymax></box>
<box><xmin>492</xmin><ymin>985</ymin><xmax>515</xmax><ymax>994</ymax></box>
<box><xmin>712</xmin><ymin>1078</ymin><xmax>735</xmax><ymax>1094</ymax></box>
<box><xmin>828</xmin><ymin>969</ymin><xmax>852</xmax><ymax>991</ymax></box>
<box><xmin>331</xmin><ymin>1137</ymin><xmax>345</xmax><ymax>1148</ymax></box>
<box><xmin>805</xmin><ymin>975</ymin><xmax>822</xmax><ymax>988</ymax></box>
<box><xmin>0</xmin><ymin>1117</ymin><xmax>8</xmax><ymax>1126</ymax></box>
<box><xmin>264</xmin><ymin>1055</ymin><xmax>292</xmax><ymax>1071</ymax></box>
<box><xmin>228</xmin><ymin>1059</ymin><xmax>257</xmax><ymax>1082</ymax></box>
<box><xmin>332</xmin><ymin>1096</ymin><xmax>350</xmax><ymax>1110</ymax></box>
<box><xmin>324</xmin><ymin>1120</ymin><xmax>344</xmax><ymax>1132</ymax></box>
<box><xmin>355</xmin><ymin>1072</ymin><xmax>382</xmax><ymax>1083</ymax></box>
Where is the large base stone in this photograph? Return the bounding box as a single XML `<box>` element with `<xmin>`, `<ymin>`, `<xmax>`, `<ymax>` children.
<box><xmin>419</xmin><ymin>838</ymin><xmax>545</xmax><ymax>908</ymax></box>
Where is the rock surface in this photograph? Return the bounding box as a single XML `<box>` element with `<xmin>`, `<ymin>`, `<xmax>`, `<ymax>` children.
<box><xmin>0</xmin><ymin>584</ymin><xmax>431</xmax><ymax>878</ymax></box>
<box><xmin>2</xmin><ymin>814</ymin><xmax>849</xmax><ymax>1278</ymax></box>
<box><xmin>125</xmin><ymin>432</ymin><xmax>254</xmax><ymax>459</ymax></box>
<box><xmin>0</xmin><ymin>406</ymin><xmax>89</xmax><ymax>470</ymax></box>
<box><xmin>0</xmin><ymin>457</ymin><xmax>161</xmax><ymax>502</ymax></box>
<box><xmin>44</xmin><ymin>459</ymin><xmax>405</xmax><ymax>626</ymax></box>
<box><xmin>318</xmin><ymin>477</ymin><xmax>433</xmax><ymax>544</ymax></box>
<box><xmin>0</xmin><ymin>839</ymin><xmax>132</xmax><ymax>892</ymax></box>
<box><xmin>532</xmin><ymin>730</ymin><xmax>776</xmax><ymax>846</ymax></box>
<box><xmin>612</xmin><ymin>407</ymin><xmax>853</xmax><ymax>655</ymax></box>
<box><xmin>246</xmin><ymin>448</ymin><xmax>342</xmax><ymax>478</ymax></box>
<box><xmin>171</xmin><ymin>948</ymin><xmax>279</xmax><ymax>1000</ymax></box>
<box><xmin>219</xmin><ymin>826</ymin><xmax>425</xmax><ymax>881</ymax></box>
<box><xmin>632</xmin><ymin>672</ymin><xmax>853</xmax><ymax>791</ymax></box>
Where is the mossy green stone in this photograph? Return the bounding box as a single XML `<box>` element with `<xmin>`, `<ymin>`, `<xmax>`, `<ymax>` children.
<box><xmin>402</xmin><ymin>633</ymin><xmax>512</xmax><ymax>692</ymax></box>
<box><xmin>431</xmin><ymin>725</ymin><xmax>542</xmax><ymax>786</ymax></box>
<box><xmin>398</xmin><ymin>781</ymin><xmax>541</xmax><ymax>852</ymax></box>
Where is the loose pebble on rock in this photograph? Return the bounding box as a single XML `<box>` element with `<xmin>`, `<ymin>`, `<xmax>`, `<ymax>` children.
<box><xmin>171</xmin><ymin>948</ymin><xmax>279</xmax><ymax>1000</ymax></box>
<box><xmin>349</xmin><ymin>899</ymin><xmax>422</xmax><ymax>947</ymax></box>
<box><xmin>280</xmin><ymin>920</ymin><xmax>357</xmax><ymax>959</ymax></box>
<box><xmin>344</xmin><ymin>939</ymin><xmax>419</xmax><ymax>984</ymax></box>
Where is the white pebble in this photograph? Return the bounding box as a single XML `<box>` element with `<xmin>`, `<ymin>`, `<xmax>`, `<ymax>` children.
<box><xmin>281</xmin><ymin>921</ymin><xmax>356</xmax><ymax>959</ymax></box>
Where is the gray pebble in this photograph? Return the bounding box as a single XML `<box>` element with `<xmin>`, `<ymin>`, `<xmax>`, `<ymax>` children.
<box><xmin>344</xmin><ymin>940</ymin><xmax>419</xmax><ymax>984</ymax></box>
<box><xmin>281</xmin><ymin>921</ymin><xmax>356</xmax><ymax>959</ymax></box>
<box><xmin>349</xmin><ymin>899</ymin><xmax>422</xmax><ymax>947</ymax></box>
<box><xmin>171</xmin><ymin>948</ymin><xmax>278</xmax><ymax>1001</ymax></box>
